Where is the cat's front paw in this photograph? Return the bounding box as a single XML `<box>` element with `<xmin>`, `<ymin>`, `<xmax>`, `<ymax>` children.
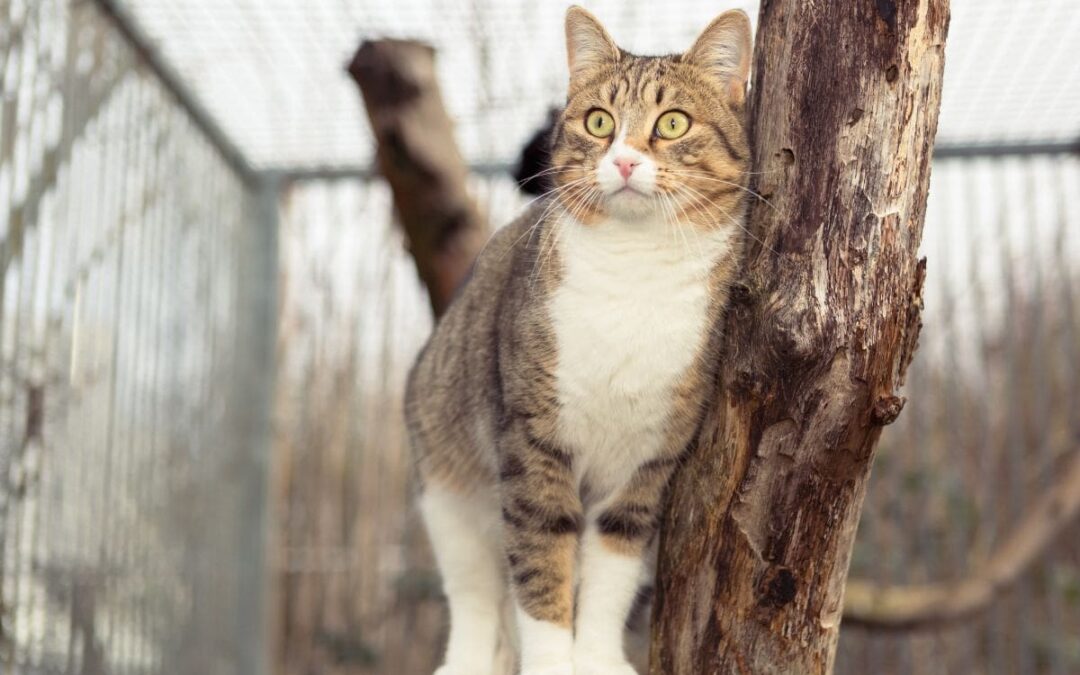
<box><xmin>520</xmin><ymin>663</ymin><xmax>574</xmax><ymax>675</ymax></box>
<box><xmin>573</xmin><ymin>657</ymin><xmax>639</xmax><ymax>675</ymax></box>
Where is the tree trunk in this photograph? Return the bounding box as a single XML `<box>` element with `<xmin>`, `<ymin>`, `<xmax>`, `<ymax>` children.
<box><xmin>651</xmin><ymin>1</ymin><xmax>949</xmax><ymax>673</ymax></box>
<box><xmin>348</xmin><ymin>39</ymin><xmax>489</xmax><ymax>317</ymax></box>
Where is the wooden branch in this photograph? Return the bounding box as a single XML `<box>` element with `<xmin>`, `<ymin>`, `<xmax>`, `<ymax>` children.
<box><xmin>651</xmin><ymin>2</ymin><xmax>950</xmax><ymax>673</ymax></box>
<box><xmin>348</xmin><ymin>39</ymin><xmax>489</xmax><ymax>317</ymax></box>
<box><xmin>842</xmin><ymin>448</ymin><xmax>1080</xmax><ymax>630</ymax></box>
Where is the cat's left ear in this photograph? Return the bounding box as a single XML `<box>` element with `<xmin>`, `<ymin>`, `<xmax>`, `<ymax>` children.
<box><xmin>685</xmin><ymin>10</ymin><xmax>752</xmax><ymax>105</ymax></box>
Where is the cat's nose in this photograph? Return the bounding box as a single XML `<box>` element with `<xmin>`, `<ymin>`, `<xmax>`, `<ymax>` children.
<box><xmin>613</xmin><ymin>157</ymin><xmax>640</xmax><ymax>180</ymax></box>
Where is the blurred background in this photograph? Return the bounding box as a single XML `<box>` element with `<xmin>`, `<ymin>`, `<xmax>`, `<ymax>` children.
<box><xmin>1</xmin><ymin>0</ymin><xmax>1078</xmax><ymax>674</ymax></box>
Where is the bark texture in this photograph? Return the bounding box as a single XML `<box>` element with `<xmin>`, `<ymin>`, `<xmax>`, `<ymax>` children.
<box><xmin>651</xmin><ymin>2</ymin><xmax>950</xmax><ymax>673</ymax></box>
<box><xmin>349</xmin><ymin>40</ymin><xmax>489</xmax><ymax>317</ymax></box>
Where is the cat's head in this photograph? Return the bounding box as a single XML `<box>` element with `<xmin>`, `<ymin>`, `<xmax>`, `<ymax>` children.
<box><xmin>549</xmin><ymin>6</ymin><xmax>752</xmax><ymax>225</ymax></box>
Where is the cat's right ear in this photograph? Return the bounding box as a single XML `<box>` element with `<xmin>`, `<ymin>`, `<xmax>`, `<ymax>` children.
<box><xmin>565</xmin><ymin>6</ymin><xmax>619</xmax><ymax>80</ymax></box>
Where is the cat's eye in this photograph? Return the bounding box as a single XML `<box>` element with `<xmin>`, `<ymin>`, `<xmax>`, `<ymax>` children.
<box><xmin>585</xmin><ymin>109</ymin><xmax>616</xmax><ymax>138</ymax></box>
<box><xmin>656</xmin><ymin>111</ymin><xmax>691</xmax><ymax>139</ymax></box>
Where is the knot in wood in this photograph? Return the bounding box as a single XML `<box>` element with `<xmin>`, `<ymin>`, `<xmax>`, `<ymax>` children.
<box><xmin>871</xmin><ymin>394</ymin><xmax>906</xmax><ymax>426</ymax></box>
<box><xmin>759</xmin><ymin>566</ymin><xmax>798</xmax><ymax>610</ymax></box>
<box><xmin>767</xmin><ymin>312</ymin><xmax>828</xmax><ymax>373</ymax></box>
<box><xmin>729</xmin><ymin>370</ymin><xmax>762</xmax><ymax>403</ymax></box>
<box><xmin>774</xmin><ymin>326</ymin><xmax>812</xmax><ymax>361</ymax></box>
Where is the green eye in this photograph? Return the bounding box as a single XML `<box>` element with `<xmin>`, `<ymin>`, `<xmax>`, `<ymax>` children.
<box><xmin>585</xmin><ymin>109</ymin><xmax>616</xmax><ymax>138</ymax></box>
<box><xmin>656</xmin><ymin>111</ymin><xmax>691</xmax><ymax>139</ymax></box>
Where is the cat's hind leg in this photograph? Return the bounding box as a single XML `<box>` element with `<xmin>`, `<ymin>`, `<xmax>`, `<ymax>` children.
<box><xmin>421</xmin><ymin>484</ymin><xmax>505</xmax><ymax>675</ymax></box>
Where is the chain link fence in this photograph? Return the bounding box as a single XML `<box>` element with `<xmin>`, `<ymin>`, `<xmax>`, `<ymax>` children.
<box><xmin>272</xmin><ymin>155</ymin><xmax>1080</xmax><ymax>675</ymax></box>
<box><xmin>837</xmin><ymin>154</ymin><xmax>1080</xmax><ymax>675</ymax></box>
<box><xmin>0</xmin><ymin>1</ymin><xmax>273</xmax><ymax>673</ymax></box>
<box><xmin>1</xmin><ymin>2</ymin><xmax>1078</xmax><ymax>675</ymax></box>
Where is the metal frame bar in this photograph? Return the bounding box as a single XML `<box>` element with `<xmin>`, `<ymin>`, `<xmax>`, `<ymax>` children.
<box><xmin>934</xmin><ymin>139</ymin><xmax>1080</xmax><ymax>159</ymax></box>
<box><xmin>263</xmin><ymin>160</ymin><xmax>518</xmax><ymax>184</ymax></box>
<box><xmin>232</xmin><ymin>177</ymin><xmax>279</xmax><ymax>675</ymax></box>
<box><xmin>92</xmin><ymin>0</ymin><xmax>260</xmax><ymax>185</ymax></box>
<box><xmin>268</xmin><ymin>141</ymin><xmax>1079</xmax><ymax>184</ymax></box>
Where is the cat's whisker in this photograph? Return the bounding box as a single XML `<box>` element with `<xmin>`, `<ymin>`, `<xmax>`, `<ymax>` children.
<box><xmin>655</xmin><ymin>192</ymin><xmax>680</xmax><ymax>248</ymax></box>
<box><xmin>524</xmin><ymin>194</ymin><xmax>582</xmax><ymax>281</ymax></box>
<box><xmin>525</xmin><ymin>175</ymin><xmax>595</xmax><ymax>209</ymax></box>
<box><xmin>530</xmin><ymin>182</ymin><xmax>594</xmax><ymax>282</ymax></box>
<box><xmin>671</xmin><ymin>166</ymin><xmax>780</xmax><ymax>177</ymax></box>
<box><xmin>530</xmin><ymin>177</ymin><xmax>594</xmax><ymax>221</ymax></box>
<box><xmin>522</xmin><ymin>172</ymin><xmax>595</xmax><ymax>203</ymax></box>
<box><xmin>664</xmin><ymin>169</ymin><xmax>783</xmax><ymax>216</ymax></box>
<box><xmin>669</xmin><ymin>191</ymin><xmax>721</xmax><ymax>264</ymax></box>
<box><xmin>735</xmin><ymin>168</ymin><xmax>786</xmax><ymax>176</ymax></box>
<box><xmin>661</xmin><ymin>191</ymin><xmax>694</xmax><ymax>261</ymax></box>
<box><xmin>501</xmin><ymin>177</ymin><xmax>596</xmax><ymax>262</ymax></box>
<box><xmin>676</xmin><ymin>191</ymin><xmax>713</xmax><ymax>263</ymax></box>
<box><xmin>665</xmin><ymin>189</ymin><xmax>710</xmax><ymax>263</ymax></box>
<box><xmin>660</xmin><ymin>191</ymin><xmax>695</xmax><ymax>264</ymax></box>
<box><xmin>540</xmin><ymin>183</ymin><xmax>590</xmax><ymax>239</ymax></box>
<box><xmin>572</xmin><ymin>185</ymin><xmax>604</xmax><ymax>237</ymax></box>
<box><xmin>518</xmin><ymin>164</ymin><xmax>579</xmax><ymax>183</ymax></box>
<box><xmin>546</xmin><ymin>185</ymin><xmax>601</xmax><ymax>275</ymax></box>
<box><xmin>514</xmin><ymin>170</ymin><xmax>584</xmax><ymax>200</ymax></box>
<box><xmin>523</xmin><ymin>173</ymin><xmax>591</xmax><ymax>202</ymax></box>
<box><xmin>673</xmin><ymin>182</ymin><xmax>779</xmax><ymax>256</ymax></box>
<box><xmin>671</xmin><ymin>171</ymin><xmax>781</xmax><ymax>211</ymax></box>
<box><xmin>564</xmin><ymin>184</ymin><xmax>602</xmax><ymax>228</ymax></box>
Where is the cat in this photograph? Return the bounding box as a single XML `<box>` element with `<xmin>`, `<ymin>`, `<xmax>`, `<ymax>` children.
<box><xmin>405</xmin><ymin>6</ymin><xmax>752</xmax><ymax>675</ymax></box>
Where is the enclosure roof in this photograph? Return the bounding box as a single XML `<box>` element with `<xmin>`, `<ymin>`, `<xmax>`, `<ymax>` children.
<box><xmin>116</xmin><ymin>0</ymin><xmax>1080</xmax><ymax>172</ymax></box>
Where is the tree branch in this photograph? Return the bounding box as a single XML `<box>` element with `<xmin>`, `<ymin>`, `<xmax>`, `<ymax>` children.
<box><xmin>843</xmin><ymin>448</ymin><xmax>1080</xmax><ymax>630</ymax></box>
<box><xmin>348</xmin><ymin>39</ymin><xmax>489</xmax><ymax>317</ymax></box>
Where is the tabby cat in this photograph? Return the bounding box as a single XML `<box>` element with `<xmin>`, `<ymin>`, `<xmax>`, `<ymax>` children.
<box><xmin>405</xmin><ymin>6</ymin><xmax>752</xmax><ymax>674</ymax></box>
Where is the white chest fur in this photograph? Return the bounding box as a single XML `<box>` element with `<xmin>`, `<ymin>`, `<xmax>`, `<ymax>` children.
<box><xmin>549</xmin><ymin>216</ymin><xmax>733</xmax><ymax>502</ymax></box>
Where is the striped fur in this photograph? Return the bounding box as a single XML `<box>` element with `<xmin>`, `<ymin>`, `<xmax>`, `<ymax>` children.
<box><xmin>406</xmin><ymin>6</ymin><xmax>753</xmax><ymax>674</ymax></box>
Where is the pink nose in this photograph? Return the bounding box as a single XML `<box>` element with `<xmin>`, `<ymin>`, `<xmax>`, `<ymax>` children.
<box><xmin>614</xmin><ymin>157</ymin><xmax>640</xmax><ymax>180</ymax></box>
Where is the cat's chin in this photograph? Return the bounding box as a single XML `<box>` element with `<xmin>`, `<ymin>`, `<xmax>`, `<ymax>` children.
<box><xmin>602</xmin><ymin>190</ymin><xmax>660</xmax><ymax>221</ymax></box>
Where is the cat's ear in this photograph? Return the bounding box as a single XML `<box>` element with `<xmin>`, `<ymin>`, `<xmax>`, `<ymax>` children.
<box><xmin>565</xmin><ymin>6</ymin><xmax>620</xmax><ymax>80</ymax></box>
<box><xmin>685</xmin><ymin>10</ymin><xmax>752</xmax><ymax>104</ymax></box>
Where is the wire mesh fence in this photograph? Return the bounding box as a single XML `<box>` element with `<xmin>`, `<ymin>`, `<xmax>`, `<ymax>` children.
<box><xmin>0</xmin><ymin>1</ymin><xmax>272</xmax><ymax>674</ymax></box>
<box><xmin>836</xmin><ymin>154</ymin><xmax>1080</xmax><ymax>675</ymax></box>
<box><xmin>272</xmin><ymin>155</ymin><xmax>1080</xmax><ymax>675</ymax></box>
<box><xmin>272</xmin><ymin>177</ymin><xmax>521</xmax><ymax>675</ymax></box>
<box><xmin>2</xmin><ymin>1</ymin><xmax>1079</xmax><ymax>675</ymax></box>
<box><xmin>109</xmin><ymin>0</ymin><xmax>1080</xmax><ymax>169</ymax></box>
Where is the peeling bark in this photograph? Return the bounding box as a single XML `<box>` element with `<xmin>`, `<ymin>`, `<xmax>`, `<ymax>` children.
<box><xmin>651</xmin><ymin>1</ymin><xmax>949</xmax><ymax>673</ymax></box>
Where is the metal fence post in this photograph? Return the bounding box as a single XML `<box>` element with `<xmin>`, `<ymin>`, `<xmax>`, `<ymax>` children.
<box><xmin>231</xmin><ymin>176</ymin><xmax>279</xmax><ymax>675</ymax></box>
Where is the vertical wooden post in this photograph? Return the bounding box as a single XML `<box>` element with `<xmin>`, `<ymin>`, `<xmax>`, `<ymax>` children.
<box><xmin>348</xmin><ymin>39</ymin><xmax>489</xmax><ymax>318</ymax></box>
